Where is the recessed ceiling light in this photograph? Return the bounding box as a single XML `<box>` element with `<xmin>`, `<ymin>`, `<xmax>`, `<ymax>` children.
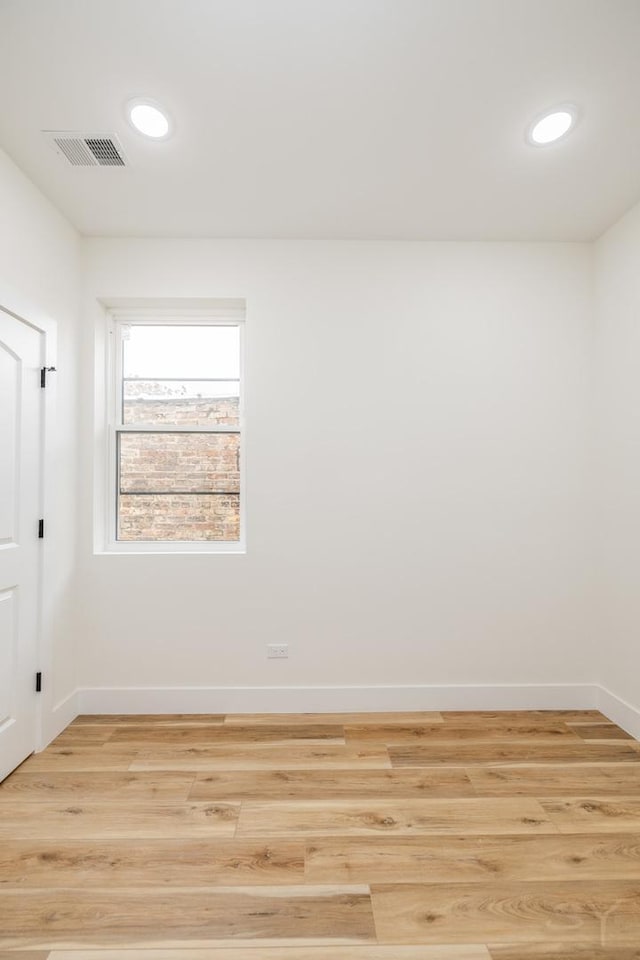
<box><xmin>127</xmin><ymin>98</ymin><xmax>171</xmax><ymax>139</ymax></box>
<box><xmin>527</xmin><ymin>105</ymin><xmax>578</xmax><ymax>146</ymax></box>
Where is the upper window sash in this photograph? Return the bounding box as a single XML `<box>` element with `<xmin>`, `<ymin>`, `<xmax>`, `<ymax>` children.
<box><xmin>112</xmin><ymin>317</ymin><xmax>243</xmax><ymax>430</ymax></box>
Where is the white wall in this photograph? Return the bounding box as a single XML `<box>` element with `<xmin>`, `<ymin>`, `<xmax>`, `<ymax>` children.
<box><xmin>79</xmin><ymin>239</ymin><xmax>595</xmax><ymax>708</ymax></box>
<box><xmin>2</xmin><ymin>142</ymin><xmax>636</xmax><ymax>721</ymax></box>
<box><xmin>594</xmin><ymin>198</ymin><xmax>640</xmax><ymax>726</ymax></box>
<box><xmin>0</xmin><ymin>148</ymin><xmax>80</xmax><ymax>737</ymax></box>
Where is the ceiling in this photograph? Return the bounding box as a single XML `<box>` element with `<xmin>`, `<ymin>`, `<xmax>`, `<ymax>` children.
<box><xmin>1</xmin><ymin>0</ymin><xmax>639</xmax><ymax>240</ymax></box>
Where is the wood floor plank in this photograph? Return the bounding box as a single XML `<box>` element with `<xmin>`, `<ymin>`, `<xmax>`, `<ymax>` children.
<box><xmin>467</xmin><ymin>763</ymin><xmax>640</xmax><ymax>796</ymax></box>
<box><xmin>344</xmin><ymin>723</ymin><xmax>582</xmax><ymax>743</ymax></box>
<box><xmin>389</xmin><ymin>742</ymin><xmax>640</xmax><ymax>767</ymax></box>
<box><xmin>110</xmin><ymin>724</ymin><xmax>345</xmax><ymax>745</ymax></box>
<box><xmin>0</xmin><ymin>838</ymin><xmax>305</xmax><ymax>887</ymax></box>
<box><xmin>237</xmin><ymin>798</ymin><xmax>556</xmax><ymax>837</ymax></box>
<box><xmin>17</xmin><ymin>746</ymin><xmax>138</xmax><ymax>772</ymax></box>
<box><xmin>71</xmin><ymin>715</ymin><xmax>226</xmax><ymax>725</ymax></box>
<box><xmin>0</xmin><ymin>801</ymin><xmax>239</xmax><ymax>839</ymax></box>
<box><xmin>48</xmin><ymin>947</ymin><xmax>491</xmax><ymax>960</ymax></box>
<box><xmin>568</xmin><ymin>723</ymin><xmax>635</xmax><ymax>741</ymax></box>
<box><xmin>488</xmin><ymin>944</ymin><xmax>640</xmax><ymax>959</ymax></box>
<box><xmin>305</xmin><ymin>833</ymin><xmax>640</xmax><ymax>884</ymax></box>
<box><xmin>0</xmin><ymin>886</ymin><xmax>375</xmax><ymax>949</ymax></box>
<box><xmin>542</xmin><ymin>798</ymin><xmax>640</xmax><ymax>833</ymax></box>
<box><xmin>224</xmin><ymin>712</ymin><xmax>444</xmax><ymax>725</ymax></box>
<box><xmin>130</xmin><ymin>744</ymin><xmax>390</xmax><ymax>771</ymax></box>
<box><xmin>440</xmin><ymin>711</ymin><xmax>609</xmax><ymax>723</ymax></box>
<box><xmin>50</xmin><ymin>725</ymin><xmax>119</xmax><ymax>745</ymax></box>
<box><xmin>0</xmin><ymin>952</ymin><xmax>49</xmax><ymax>960</ymax></box>
<box><xmin>189</xmin><ymin>768</ymin><xmax>475</xmax><ymax>801</ymax></box>
<box><xmin>0</xmin><ymin>771</ymin><xmax>195</xmax><ymax>802</ymax></box>
<box><xmin>370</xmin><ymin>879</ymin><xmax>640</xmax><ymax>944</ymax></box>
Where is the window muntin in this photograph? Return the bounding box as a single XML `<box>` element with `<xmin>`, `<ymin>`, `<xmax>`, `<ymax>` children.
<box><xmin>111</xmin><ymin>320</ymin><xmax>242</xmax><ymax>547</ymax></box>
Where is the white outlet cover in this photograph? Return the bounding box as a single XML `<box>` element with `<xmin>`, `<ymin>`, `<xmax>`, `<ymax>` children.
<box><xmin>267</xmin><ymin>644</ymin><xmax>289</xmax><ymax>658</ymax></box>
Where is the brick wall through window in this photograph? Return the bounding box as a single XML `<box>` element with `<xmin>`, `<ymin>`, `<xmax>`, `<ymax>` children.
<box><xmin>118</xmin><ymin>393</ymin><xmax>240</xmax><ymax>541</ymax></box>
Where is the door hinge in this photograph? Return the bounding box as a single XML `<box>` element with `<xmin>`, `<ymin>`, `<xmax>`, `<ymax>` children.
<box><xmin>38</xmin><ymin>518</ymin><xmax>44</xmax><ymax>539</ymax></box>
<box><xmin>35</xmin><ymin>672</ymin><xmax>42</xmax><ymax>693</ymax></box>
<box><xmin>40</xmin><ymin>366</ymin><xmax>56</xmax><ymax>388</ymax></box>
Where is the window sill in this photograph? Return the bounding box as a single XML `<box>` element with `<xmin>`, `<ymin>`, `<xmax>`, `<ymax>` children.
<box><xmin>95</xmin><ymin>542</ymin><xmax>246</xmax><ymax>556</ymax></box>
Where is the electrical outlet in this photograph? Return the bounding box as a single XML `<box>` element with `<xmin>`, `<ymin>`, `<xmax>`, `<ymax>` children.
<box><xmin>267</xmin><ymin>643</ymin><xmax>289</xmax><ymax>659</ymax></box>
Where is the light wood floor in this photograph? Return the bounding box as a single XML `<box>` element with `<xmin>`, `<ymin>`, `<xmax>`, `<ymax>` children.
<box><xmin>2</xmin><ymin>709</ymin><xmax>640</xmax><ymax>958</ymax></box>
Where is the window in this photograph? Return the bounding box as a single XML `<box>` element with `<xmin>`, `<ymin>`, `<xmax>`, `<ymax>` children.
<box><xmin>108</xmin><ymin>315</ymin><xmax>244</xmax><ymax>551</ymax></box>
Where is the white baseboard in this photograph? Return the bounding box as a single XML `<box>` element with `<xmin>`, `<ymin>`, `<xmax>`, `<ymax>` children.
<box><xmin>40</xmin><ymin>683</ymin><xmax>640</xmax><ymax>742</ymax></box>
<box><xmin>38</xmin><ymin>688</ymin><xmax>79</xmax><ymax>750</ymax></box>
<box><xmin>597</xmin><ymin>685</ymin><xmax>640</xmax><ymax>740</ymax></box>
<box><xmin>75</xmin><ymin>682</ymin><xmax>598</xmax><ymax>715</ymax></box>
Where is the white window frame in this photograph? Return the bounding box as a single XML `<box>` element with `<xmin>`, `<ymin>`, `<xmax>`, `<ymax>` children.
<box><xmin>105</xmin><ymin>309</ymin><xmax>245</xmax><ymax>554</ymax></box>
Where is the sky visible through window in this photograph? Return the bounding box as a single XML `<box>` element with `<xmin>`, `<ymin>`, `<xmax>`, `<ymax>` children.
<box><xmin>122</xmin><ymin>324</ymin><xmax>240</xmax><ymax>380</ymax></box>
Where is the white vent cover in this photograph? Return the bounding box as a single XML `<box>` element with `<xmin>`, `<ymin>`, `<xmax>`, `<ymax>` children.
<box><xmin>43</xmin><ymin>131</ymin><xmax>128</xmax><ymax>167</ymax></box>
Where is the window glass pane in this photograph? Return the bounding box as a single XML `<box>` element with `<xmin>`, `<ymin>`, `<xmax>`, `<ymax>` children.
<box><xmin>119</xmin><ymin>432</ymin><xmax>239</xmax><ymax>495</ymax></box>
<box><xmin>118</xmin><ymin>493</ymin><xmax>239</xmax><ymax>542</ymax></box>
<box><xmin>123</xmin><ymin>380</ymin><xmax>239</xmax><ymax>426</ymax></box>
<box><xmin>122</xmin><ymin>324</ymin><xmax>240</xmax><ymax>379</ymax></box>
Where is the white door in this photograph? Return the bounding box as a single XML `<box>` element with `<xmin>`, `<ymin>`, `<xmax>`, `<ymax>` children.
<box><xmin>0</xmin><ymin>307</ymin><xmax>43</xmax><ymax>781</ymax></box>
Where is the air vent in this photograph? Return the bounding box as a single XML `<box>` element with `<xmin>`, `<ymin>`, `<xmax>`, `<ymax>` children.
<box><xmin>43</xmin><ymin>131</ymin><xmax>128</xmax><ymax>167</ymax></box>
